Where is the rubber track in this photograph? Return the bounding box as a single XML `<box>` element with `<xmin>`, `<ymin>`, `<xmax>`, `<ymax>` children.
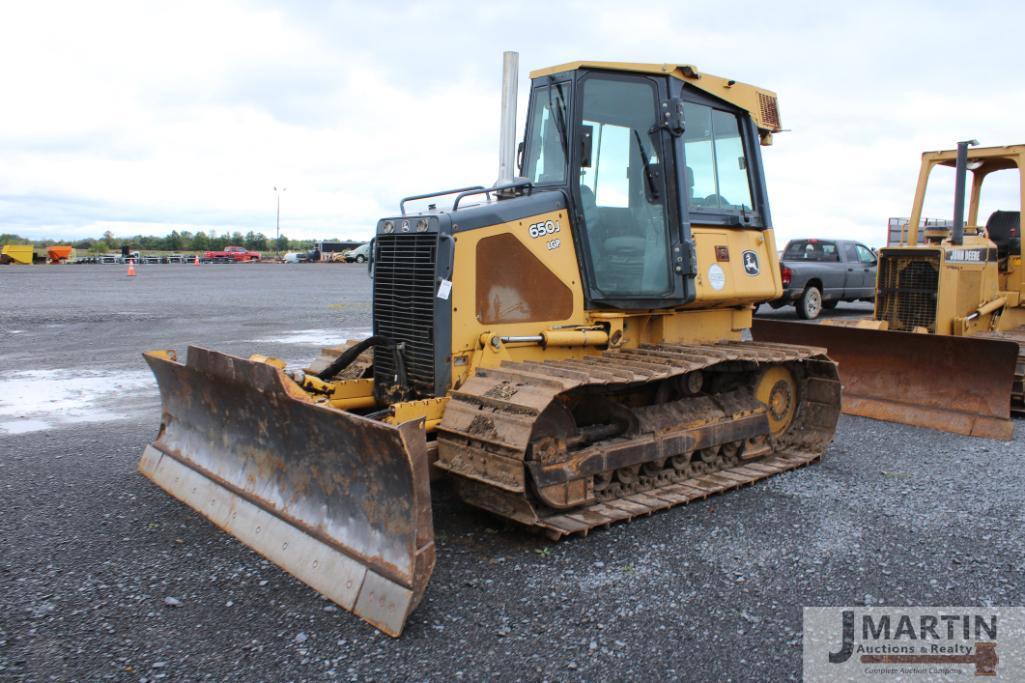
<box><xmin>437</xmin><ymin>340</ymin><xmax>841</xmax><ymax>538</ymax></box>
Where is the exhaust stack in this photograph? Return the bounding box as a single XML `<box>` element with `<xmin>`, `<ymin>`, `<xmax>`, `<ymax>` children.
<box><xmin>496</xmin><ymin>51</ymin><xmax>519</xmax><ymax>188</ymax></box>
<box><xmin>952</xmin><ymin>139</ymin><xmax>978</xmax><ymax>245</ymax></box>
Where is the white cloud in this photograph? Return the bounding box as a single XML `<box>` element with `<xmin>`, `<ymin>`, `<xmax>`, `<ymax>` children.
<box><xmin>0</xmin><ymin>0</ymin><xmax>1022</xmax><ymax>245</ymax></box>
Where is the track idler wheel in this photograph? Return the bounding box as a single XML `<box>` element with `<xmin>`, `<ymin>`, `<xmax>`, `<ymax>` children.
<box><xmin>755</xmin><ymin>365</ymin><xmax>798</xmax><ymax>437</ymax></box>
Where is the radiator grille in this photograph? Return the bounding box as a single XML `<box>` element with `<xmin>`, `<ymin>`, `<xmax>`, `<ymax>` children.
<box><xmin>875</xmin><ymin>252</ymin><xmax>939</xmax><ymax>332</ymax></box>
<box><xmin>372</xmin><ymin>233</ymin><xmax>438</xmax><ymax>397</ymax></box>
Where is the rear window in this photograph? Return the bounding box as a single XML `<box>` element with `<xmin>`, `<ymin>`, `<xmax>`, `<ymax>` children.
<box><xmin>783</xmin><ymin>240</ymin><xmax>839</xmax><ymax>262</ymax></box>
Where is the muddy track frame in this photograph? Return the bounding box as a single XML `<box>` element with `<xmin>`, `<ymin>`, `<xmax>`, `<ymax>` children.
<box><xmin>436</xmin><ymin>341</ymin><xmax>841</xmax><ymax>539</ymax></box>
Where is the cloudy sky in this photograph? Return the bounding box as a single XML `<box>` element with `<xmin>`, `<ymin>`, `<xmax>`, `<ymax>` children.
<box><xmin>2</xmin><ymin>0</ymin><xmax>1022</xmax><ymax>245</ymax></box>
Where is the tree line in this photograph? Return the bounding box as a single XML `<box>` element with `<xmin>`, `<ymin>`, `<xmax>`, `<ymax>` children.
<box><xmin>0</xmin><ymin>230</ymin><xmax>326</xmax><ymax>253</ymax></box>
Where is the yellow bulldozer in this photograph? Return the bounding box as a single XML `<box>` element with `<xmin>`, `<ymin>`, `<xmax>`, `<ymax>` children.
<box><xmin>138</xmin><ymin>54</ymin><xmax>841</xmax><ymax>636</ymax></box>
<box><xmin>755</xmin><ymin>141</ymin><xmax>1025</xmax><ymax>440</ymax></box>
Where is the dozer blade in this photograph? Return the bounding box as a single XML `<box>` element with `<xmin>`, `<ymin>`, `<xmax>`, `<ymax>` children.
<box><xmin>138</xmin><ymin>346</ymin><xmax>435</xmax><ymax>636</ymax></box>
<box><xmin>752</xmin><ymin>319</ymin><xmax>1018</xmax><ymax>440</ymax></box>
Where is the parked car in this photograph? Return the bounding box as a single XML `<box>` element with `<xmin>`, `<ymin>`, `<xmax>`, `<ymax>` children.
<box><xmin>204</xmin><ymin>245</ymin><xmax>261</xmax><ymax>262</ymax></box>
<box><xmin>345</xmin><ymin>243</ymin><xmax>371</xmax><ymax>263</ymax></box>
<box><xmin>768</xmin><ymin>238</ymin><xmax>878</xmax><ymax>319</ymax></box>
<box><xmin>282</xmin><ymin>251</ymin><xmax>311</xmax><ymax>263</ymax></box>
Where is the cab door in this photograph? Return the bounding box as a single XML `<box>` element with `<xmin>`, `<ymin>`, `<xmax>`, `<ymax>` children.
<box><xmin>855</xmin><ymin>243</ymin><xmax>878</xmax><ymax>297</ymax></box>
<box><xmin>840</xmin><ymin>241</ymin><xmax>866</xmax><ymax>296</ymax></box>
<box><xmin>571</xmin><ymin>72</ymin><xmax>684</xmax><ymax>309</ymax></box>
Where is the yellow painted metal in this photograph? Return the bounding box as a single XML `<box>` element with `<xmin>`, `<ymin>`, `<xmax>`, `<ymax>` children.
<box><xmin>2</xmin><ymin>244</ymin><xmax>33</xmax><ymax>264</ymax></box>
<box><xmin>688</xmin><ymin>227</ymin><xmax>783</xmax><ymax>306</ymax></box>
<box><xmin>329</xmin><ymin>395</ymin><xmax>377</xmax><ymax>410</ymax></box>
<box><xmin>386</xmin><ymin>397</ymin><xmax>449</xmax><ymax>433</ymax></box>
<box><xmin>754</xmin><ymin>365</ymin><xmax>797</xmax><ymax>436</ymax></box>
<box><xmin>541</xmin><ymin>328</ymin><xmax>602</xmax><ymax>342</ymax></box>
<box><xmin>759</xmin><ymin>144</ymin><xmax>1025</xmax><ymax>438</ymax></box>
<box><xmin>446</xmin><ymin>206</ymin><xmax>782</xmax><ymax>388</ymax></box>
<box><xmin>528</xmin><ymin>61</ymin><xmax>782</xmax><ymax>143</ymax></box>
<box><xmin>328</xmin><ymin>378</ymin><xmax>377</xmax><ymax>410</ymax></box>
<box><xmin>885</xmin><ymin>144</ymin><xmax>1025</xmax><ymax>338</ymax></box>
<box><xmin>248</xmin><ymin>354</ymin><xmax>287</xmax><ymax>370</ymax></box>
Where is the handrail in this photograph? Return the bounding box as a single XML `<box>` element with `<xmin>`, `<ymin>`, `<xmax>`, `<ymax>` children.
<box><xmin>399</xmin><ymin>186</ymin><xmax>488</xmax><ymax>216</ymax></box>
<box><xmin>451</xmin><ymin>180</ymin><xmax>533</xmax><ymax>212</ymax></box>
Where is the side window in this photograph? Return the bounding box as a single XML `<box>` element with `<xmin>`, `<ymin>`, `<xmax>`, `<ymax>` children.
<box><xmin>842</xmin><ymin>243</ymin><xmax>858</xmax><ymax>262</ymax></box>
<box><xmin>682</xmin><ymin>102</ymin><xmax>754</xmax><ymax>212</ymax></box>
<box><xmin>523</xmin><ymin>84</ymin><xmax>570</xmax><ymax>186</ymax></box>
<box><xmin>856</xmin><ymin>244</ymin><xmax>876</xmax><ymax>264</ymax></box>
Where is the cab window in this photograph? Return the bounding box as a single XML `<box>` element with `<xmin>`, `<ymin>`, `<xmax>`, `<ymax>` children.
<box><xmin>682</xmin><ymin>102</ymin><xmax>754</xmax><ymax>212</ymax></box>
<box><xmin>523</xmin><ymin>82</ymin><xmax>570</xmax><ymax>186</ymax></box>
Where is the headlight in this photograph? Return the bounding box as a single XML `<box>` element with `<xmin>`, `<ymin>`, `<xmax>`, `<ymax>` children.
<box><xmin>416</xmin><ymin>219</ymin><xmax>429</xmax><ymax>232</ymax></box>
<box><xmin>382</xmin><ymin>220</ymin><xmax>394</xmax><ymax>234</ymax></box>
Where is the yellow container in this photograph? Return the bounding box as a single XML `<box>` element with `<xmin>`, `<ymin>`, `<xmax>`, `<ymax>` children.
<box><xmin>1</xmin><ymin>244</ymin><xmax>34</xmax><ymax>264</ymax></box>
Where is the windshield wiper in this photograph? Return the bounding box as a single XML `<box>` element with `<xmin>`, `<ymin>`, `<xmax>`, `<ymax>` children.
<box><xmin>633</xmin><ymin>129</ymin><xmax>660</xmax><ymax>200</ymax></box>
<box><xmin>547</xmin><ymin>79</ymin><xmax>569</xmax><ymax>160</ymax></box>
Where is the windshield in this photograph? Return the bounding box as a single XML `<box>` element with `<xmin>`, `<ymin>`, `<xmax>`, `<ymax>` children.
<box><xmin>523</xmin><ymin>82</ymin><xmax>569</xmax><ymax>185</ymax></box>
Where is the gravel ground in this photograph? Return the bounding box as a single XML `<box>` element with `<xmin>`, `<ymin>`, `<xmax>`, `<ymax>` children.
<box><xmin>1</xmin><ymin>264</ymin><xmax>1022</xmax><ymax>682</ymax></box>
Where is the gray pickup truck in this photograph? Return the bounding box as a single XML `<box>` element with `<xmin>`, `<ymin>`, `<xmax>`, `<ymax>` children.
<box><xmin>768</xmin><ymin>238</ymin><xmax>878</xmax><ymax>319</ymax></box>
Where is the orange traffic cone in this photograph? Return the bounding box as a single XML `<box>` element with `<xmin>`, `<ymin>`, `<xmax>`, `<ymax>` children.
<box><xmin>194</xmin><ymin>254</ymin><xmax>200</xmax><ymax>266</ymax></box>
<box><xmin>127</xmin><ymin>259</ymin><xmax>136</xmax><ymax>276</ymax></box>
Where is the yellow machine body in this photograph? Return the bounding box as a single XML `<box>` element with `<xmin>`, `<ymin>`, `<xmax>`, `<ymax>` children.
<box><xmin>139</xmin><ymin>59</ymin><xmax>840</xmax><ymax>637</ymax></box>
<box><xmin>446</xmin><ymin>208</ymin><xmax>782</xmax><ymax>383</ymax></box>
<box><xmin>756</xmin><ymin>144</ymin><xmax>1025</xmax><ymax>439</ymax></box>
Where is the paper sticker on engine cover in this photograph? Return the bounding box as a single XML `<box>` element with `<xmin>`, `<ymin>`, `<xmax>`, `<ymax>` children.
<box><xmin>708</xmin><ymin>264</ymin><xmax>726</xmax><ymax>291</ymax></box>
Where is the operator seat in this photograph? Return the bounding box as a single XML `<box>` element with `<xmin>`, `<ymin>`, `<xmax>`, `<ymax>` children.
<box><xmin>986</xmin><ymin>210</ymin><xmax>1021</xmax><ymax>261</ymax></box>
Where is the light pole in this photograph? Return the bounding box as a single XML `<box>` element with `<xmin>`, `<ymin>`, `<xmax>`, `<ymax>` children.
<box><xmin>274</xmin><ymin>186</ymin><xmax>287</xmax><ymax>243</ymax></box>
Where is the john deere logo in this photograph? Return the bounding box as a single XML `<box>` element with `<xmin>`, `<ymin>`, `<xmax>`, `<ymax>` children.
<box><xmin>742</xmin><ymin>250</ymin><xmax>760</xmax><ymax>276</ymax></box>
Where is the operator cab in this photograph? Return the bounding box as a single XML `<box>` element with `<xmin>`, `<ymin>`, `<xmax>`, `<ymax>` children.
<box><xmin>520</xmin><ymin>63</ymin><xmax>776</xmax><ymax>310</ymax></box>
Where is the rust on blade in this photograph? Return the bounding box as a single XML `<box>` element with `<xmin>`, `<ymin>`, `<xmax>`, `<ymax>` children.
<box><xmin>139</xmin><ymin>346</ymin><xmax>434</xmax><ymax>636</ymax></box>
<box><xmin>752</xmin><ymin>319</ymin><xmax>1018</xmax><ymax>440</ymax></box>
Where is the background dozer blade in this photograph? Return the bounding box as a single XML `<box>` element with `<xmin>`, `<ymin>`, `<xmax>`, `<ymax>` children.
<box><xmin>752</xmin><ymin>319</ymin><xmax>1018</xmax><ymax>440</ymax></box>
<box><xmin>139</xmin><ymin>346</ymin><xmax>435</xmax><ymax>636</ymax></box>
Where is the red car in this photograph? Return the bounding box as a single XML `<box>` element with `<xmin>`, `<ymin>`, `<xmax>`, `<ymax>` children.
<box><xmin>204</xmin><ymin>246</ymin><xmax>261</xmax><ymax>262</ymax></box>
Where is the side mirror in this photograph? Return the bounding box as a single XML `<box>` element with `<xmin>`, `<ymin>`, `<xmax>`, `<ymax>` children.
<box><xmin>580</xmin><ymin>125</ymin><xmax>594</xmax><ymax>168</ymax></box>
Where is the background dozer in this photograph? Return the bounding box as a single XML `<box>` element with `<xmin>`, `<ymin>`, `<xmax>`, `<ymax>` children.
<box><xmin>755</xmin><ymin>141</ymin><xmax>1025</xmax><ymax>439</ymax></box>
<box><xmin>139</xmin><ymin>53</ymin><xmax>841</xmax><ymax>636</ymax></box>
